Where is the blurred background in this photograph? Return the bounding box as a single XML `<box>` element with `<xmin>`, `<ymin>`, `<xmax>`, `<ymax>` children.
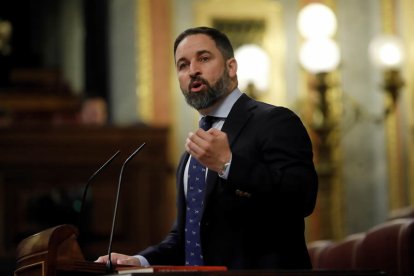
<box><xmin>1</xmin><ymin>0</ymin><xmax>413</xmax><ymax>274</ymax></box>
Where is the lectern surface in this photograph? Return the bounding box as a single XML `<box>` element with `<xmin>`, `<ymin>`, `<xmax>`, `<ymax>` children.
<box><xmin>103</xmin><ymin>269</ymin><xmax>385</xmax><ymax>276</ymax></box>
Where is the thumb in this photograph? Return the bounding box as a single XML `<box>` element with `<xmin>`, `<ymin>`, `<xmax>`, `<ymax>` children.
<box><xmin>208</xmin><ymin>128</ymin><xmax>221</xmax><ymax>136</ymax></box>
<box><xmin>95</xmin><ymin>256</ymin><xmax>106</xmax><ymax>263</ymax></box>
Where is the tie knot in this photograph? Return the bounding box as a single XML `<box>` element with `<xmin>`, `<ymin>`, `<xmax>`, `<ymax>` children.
<box><xmin>199</xmin><ymin>116</ymin><xmax>215</xmax><ymax>131</ymax></box>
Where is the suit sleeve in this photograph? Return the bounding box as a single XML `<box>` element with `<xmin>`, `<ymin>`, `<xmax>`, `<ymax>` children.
<box><xmin>138</xmin><ymin>221</ymin><xmax>184</xmax><ymax>265</ymax></box>
<box><xmin>227</xmin><ymin>107</ymin><xmax>318</xmax><ymax>217</ymax></box>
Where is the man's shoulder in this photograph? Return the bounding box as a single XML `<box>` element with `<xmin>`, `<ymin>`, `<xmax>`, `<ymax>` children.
<box><xmin>249</xmin><ymin>98</ymin><xmax>297</xmax><ymax>118</ymax></box>
<box><xmin>235</xmin><ymin>94</ymin><xmax>284</xmax><ymax>111</ymax></box>
<box><xmin>229</xmin><ymin>94</ymin><xmax>301</xmax><ymax>124</ymax></box>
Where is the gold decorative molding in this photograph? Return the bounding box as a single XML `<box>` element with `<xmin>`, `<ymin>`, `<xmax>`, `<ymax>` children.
<box><xmin>136</xmin><ymin>0</ymin><xmax>153</xmax><ymax>124</ymax></box>
<box><xmin>381</xmin><ymin>0</ymin><xmax>407</xmax><ymax>209</ymax></box>
<box><xmin>14</xmin><ymin>261</ymin><xmax>45</xmax><ymax>276</ymax></box>
<box><xmin>329</xmin><ymin>74</ymin><xmax>345</xmax><ymax>240</ymax></box>
<box><xmin>381</xmin><ymin>0</ymin><xmax>396</xmax><ymax>34</ymax></box>
<box><xmin>194</xmin><ymin>0</ymin><xmax>286</xmax><ymax>107</ymax></box>
<box><xmin>402</xmin><ymin>0</ymin><xmax>414</xmax><ymax>205</ymax></box>
<box><xmin>401</xmin><ymin>0</ymin><xmax>414</xmax><ymax>205</ymax></box>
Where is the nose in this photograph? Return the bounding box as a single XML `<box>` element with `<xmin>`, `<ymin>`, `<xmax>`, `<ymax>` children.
<box><xmin>189</xmin><ymin>62</ymin><xmax>201</xmax><ymax>78</ymax></box>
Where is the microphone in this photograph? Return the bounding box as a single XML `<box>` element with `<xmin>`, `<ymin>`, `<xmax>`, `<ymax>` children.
<box><xmin>78</xmin><ymin>150</ymin><xmax>121</xmax><ymax>228</ymax></box>
<box><xmin>106</xmin><ymin>142</ymin><xmax>146</xmax><ymax>272</ymax></box>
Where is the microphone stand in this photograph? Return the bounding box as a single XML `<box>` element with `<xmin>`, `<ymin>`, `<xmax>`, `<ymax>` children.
<box><xmin>106</xmin><ymin>143</ymin><xmax>146</xmax><ymax>273</ymax></box>
<box><xmin>78</xmin><ymin>150</ymin><xmax>121</xmax><ymax>228</ymax></box>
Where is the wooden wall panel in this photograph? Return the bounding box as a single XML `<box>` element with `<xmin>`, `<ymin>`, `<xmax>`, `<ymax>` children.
<box><xmin>0</xmin><ymin>125</ymin><xmax>173</xmax><ymax>261</ymax></box>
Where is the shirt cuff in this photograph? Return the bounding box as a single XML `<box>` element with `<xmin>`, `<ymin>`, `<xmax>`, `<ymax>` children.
<box><xmin>218</xmin><ymin>155</ymin><xmax>232</xmax><ymax>179</ymax></box>
<box><xmin>133</xmin><ymin>255</ymin><xmax>150</xmax><ymax>267</ymax></box>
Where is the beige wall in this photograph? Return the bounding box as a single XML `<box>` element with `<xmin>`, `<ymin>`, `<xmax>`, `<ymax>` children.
<box><xmin>109</xmin><ymin>0</ymin><xmax>413</xmax><ymax>240</ymax></box>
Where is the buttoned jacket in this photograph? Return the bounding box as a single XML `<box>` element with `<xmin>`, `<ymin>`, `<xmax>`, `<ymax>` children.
<box><xmin>140</xmin><ymin>94</ymin><xmax>318</xmax><ymax>269</ymax></box>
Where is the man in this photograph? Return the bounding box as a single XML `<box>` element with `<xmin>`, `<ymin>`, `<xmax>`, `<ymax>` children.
<box><xmin>96</xmin><ymin>26</ymin><xmax>318</xmax><ymax>269</ymax></box>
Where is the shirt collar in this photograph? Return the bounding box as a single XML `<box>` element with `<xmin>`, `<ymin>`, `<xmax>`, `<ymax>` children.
<box><xmin>200</xmin><ymin>88</ymin><xmax>243</xmax><ymax>119</ymax></box>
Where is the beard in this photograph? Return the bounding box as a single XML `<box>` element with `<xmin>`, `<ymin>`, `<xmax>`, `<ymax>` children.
<box><xmin>181</xmin><ymin>69</ymin><xmax>231</xmax><ymax>110</ymax></box>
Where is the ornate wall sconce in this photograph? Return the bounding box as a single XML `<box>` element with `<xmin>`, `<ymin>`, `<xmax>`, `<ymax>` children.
<box><xmin>234</xmin><ymin>44</ymin><xmax>270</xmax><ymax>99</ymax></box>
<box><xmin>298</xmin><ymin>3</ymin><xmax>340</xmax><ymax>139</ymax></box>
<box><xmin>369</xmin><ymin>35</ymin><xmax>405</xmax><ymax>115</ymax></box>
<box><xmin>297</xmin><ymin>3</ymin><xmax>341</xmax><ymax>240</ymax></box>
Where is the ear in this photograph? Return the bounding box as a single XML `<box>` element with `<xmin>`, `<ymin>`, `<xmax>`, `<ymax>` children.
<box><xmin>226</xmin><ymin>58</ymin><xmax>237</xmax><ymax>78</ymax></box>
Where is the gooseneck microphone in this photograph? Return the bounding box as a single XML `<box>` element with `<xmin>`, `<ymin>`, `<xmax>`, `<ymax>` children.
<box><xmin>106</xmin><ymin>143</ymin><xmax>146</xmax><ymax>273</ymax></box>
<box><xmin>78</xmin><ymin>150</ymin><xmax>121</xmax><ymax>228</ymax></box>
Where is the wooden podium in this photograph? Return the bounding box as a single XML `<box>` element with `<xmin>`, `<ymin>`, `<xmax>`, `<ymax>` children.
<box><xmin>14</xmin><ymin>225</ymin><xmax>228</xmax><ymax>276</ymax></box>
<box><xmin>15</xmin><ymin>224</ymin><xmax>107</xmax><ymax>276</ymax></box>
<box><xmin>14</xmin><ymin>225</ymin><xmax>386</xmax><ymax>276</ymax></box>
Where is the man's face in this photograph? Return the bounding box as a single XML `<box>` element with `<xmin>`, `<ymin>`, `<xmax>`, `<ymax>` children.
<box><xmin>174</xmin><ymin>34</ymin><xmax>233</xmax><ymax>110</ymax></box>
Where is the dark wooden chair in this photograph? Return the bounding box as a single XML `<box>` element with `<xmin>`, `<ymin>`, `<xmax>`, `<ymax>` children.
<box><xmin>307</xmin><ymin>240</ymin><xmax>333</xmax><ymax>269</ymax></box>
<box><xmin>355</xmin><ymin>218</ymin><xmax>414</xmax><ymax>276</ymax></box>
<box><xmin>319</xmin><ymin>233</ymin><xmax>365</xmax><ymax>270</ymax></box>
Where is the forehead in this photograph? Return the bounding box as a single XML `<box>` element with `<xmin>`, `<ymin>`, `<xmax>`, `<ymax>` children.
<box><xmin>175</xmin><ymin>34</ymin><xmax>219</xmax><ymax>60</ymax></box>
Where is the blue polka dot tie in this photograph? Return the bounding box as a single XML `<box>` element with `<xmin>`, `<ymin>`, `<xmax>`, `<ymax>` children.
<box><xmin>185</xmin><ymin>116</ymin><xmax>214</xmax><ymax>266</ymax></box>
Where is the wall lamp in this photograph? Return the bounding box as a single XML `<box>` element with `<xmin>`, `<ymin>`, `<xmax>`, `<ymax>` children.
<box><xmin>234</xmin><ymin>44</ymin><xmax>270</xmax><ymax>99</ymax></box>
<box><xmin>297</xmin><ymin>2</ymin><xmax>341</xmax><ymax>180</ymax></box>
<box><xmin>297</xmin><ymin>3</ymin><xmax>341</xmax><ymax>239</ymax></box>
<box><xmin>297</xmin><ymin>3</ymin><xmax>340</xmax><ymax>133</ymax></box>
<box><xmin>369</xmin><ymin>35</ymin><xmax>405</xmax><ymax>115</ymax></box>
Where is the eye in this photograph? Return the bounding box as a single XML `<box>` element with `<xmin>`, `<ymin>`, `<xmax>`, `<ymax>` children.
<box><xmin>199</xmin><ymin>56</ymin><xmax>209</xmax><ymax>62</ymax></box>
<box><xmin>177</xmin><ymin>62</ymin><xmax>188</xmax><ymax>70</ymax></box>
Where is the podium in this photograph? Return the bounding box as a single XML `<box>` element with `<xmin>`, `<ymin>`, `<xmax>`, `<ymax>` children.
<box><xmin>15</xmin><ymin>224</ymin><xmax>107</xmax><ymax>276</ymax></box>
<box><xmin>14</xmin><ymin>225</ymin><xmax>385</xmax><ymax>276</ymax></box>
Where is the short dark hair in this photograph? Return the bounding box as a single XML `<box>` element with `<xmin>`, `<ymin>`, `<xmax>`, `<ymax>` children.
<box><xmin>173</xmin><ymin>26</ymin><xmax>234</xmax><ymax>61</ymax></box>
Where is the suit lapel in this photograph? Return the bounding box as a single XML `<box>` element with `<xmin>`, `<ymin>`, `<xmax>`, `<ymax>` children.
<box><xmin>203</xmin><ymin>94</ymin><xmax>257</xmax><ymax>204</ymax></box>
<box><xmin>221</xmin><ymin>94</ymin><xmax>256</xmax><ymax>146</ymax></box>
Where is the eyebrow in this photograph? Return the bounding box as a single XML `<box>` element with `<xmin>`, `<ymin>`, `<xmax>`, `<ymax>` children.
<box><xmin>176</xmin><ymin>49</ymin><xmax>213</xmax><ymax>66</ymax></box>
<box><xmin>196</xmin><ymin>49</ymin><xmax>212</xmax><ymax>56</ymax></box>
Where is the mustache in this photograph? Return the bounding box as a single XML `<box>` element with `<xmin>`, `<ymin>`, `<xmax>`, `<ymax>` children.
<box><xmin>189</xmin><ymin>76</ymin><xmax>208</xmax><ymax>90</ymax></box>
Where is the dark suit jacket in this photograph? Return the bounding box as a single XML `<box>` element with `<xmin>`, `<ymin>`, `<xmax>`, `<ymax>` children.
<box><xmin>140</xmin><ymin>94</ymin><xmax>318</xmax><ymax>269</ymax></box>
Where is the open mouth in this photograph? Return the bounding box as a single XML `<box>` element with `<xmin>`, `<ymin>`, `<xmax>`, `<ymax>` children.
<box><xmin>189</xmin><ymin>80</ymin><xmax>206</xmax><ymax>93</ymax></box>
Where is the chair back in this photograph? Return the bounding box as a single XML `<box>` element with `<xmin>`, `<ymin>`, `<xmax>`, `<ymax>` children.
<box><xmin>319</xmin><ymin>233</ymin><xmax>365</xmax><ymax>269</ymax></box>
<box><xmin>307</xmin><ymin>240</ymin><xmax>333</xmax><ymax>268</ymax></box>
<box><xmin>355</xmin><ymin>218</ymin><xmax>414</xmax><ymax>276</ymax></box>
